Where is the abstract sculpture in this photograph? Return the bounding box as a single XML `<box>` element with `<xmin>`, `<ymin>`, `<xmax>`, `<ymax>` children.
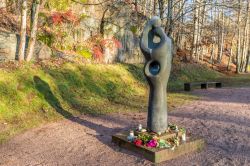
<box><xmin>140</xmin><ymin>16</ymin><xmax>173</xmax><ymax>133</ymax></box>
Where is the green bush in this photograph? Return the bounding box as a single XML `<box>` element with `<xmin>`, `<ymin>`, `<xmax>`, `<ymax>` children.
<box><xmin>46</xmin><ymin>0</ymin><xmax>71</xmax><ymax>11</ymax></box>
<box><xmin>37</xmin><ymin>33</ymin><xmax>55</xmax><ymax>47</ymax></box>
<box><xmin>130</xmin><ymin>26</ymin><xmax>138</xmax><ymax>34</ymax></box>
<box><xmin>76</xmin><ymin>46</ymin><xmax>92</xmax><ymax>59</ymax></box>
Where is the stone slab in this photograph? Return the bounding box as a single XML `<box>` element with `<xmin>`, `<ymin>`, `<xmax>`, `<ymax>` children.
<box><xmin>112</xmin><ymin>132</ymin><xmax>205</xmax><ymax>163</ymax></box>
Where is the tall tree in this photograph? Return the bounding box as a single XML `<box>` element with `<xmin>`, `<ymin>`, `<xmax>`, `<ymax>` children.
<box><xmin>191</xmin><ymin>0</ymin><xmax>200</xmax><ymax>59</ymax></box>
<box><xmin>165</xmin><ymin>0</ymin><xmax>173</xmax><ymax>37</ymax></box>
<box><xmin>241</xmin><ymin>0</ymin><xmax>249</xmax><ymax>72</ymax></box>
<box><xmin>153</xmin><ymin>0</ymin><xmax>157</xmax><ymax>15</ymax></box>
<box><xmin>236</xmin><ymin>0</ymin><xmax>241</xmax><ymax>73</ymax></box>
<box><xmin>18</xmin><ymin>0</ymin><xmax>27</xmax><ymax>62</ymax></box>
<box><xmin>158</xmin><ymin>0</ymin><xmax>164</xmax><ymax>20</ymax></box>
<box><xmin>197</xmin><ymin>0</ymin><xmax>206</xmax><ymax>61</ymax></box>
<box><xmin>217</xmin><ymin>0</ymin><xmax>224</xmax><ymax>63</ymax></box>
<box><xmin>26</xmin><ymin>0</ymin><xmax>41</xmax><ymax>61</ymax></box>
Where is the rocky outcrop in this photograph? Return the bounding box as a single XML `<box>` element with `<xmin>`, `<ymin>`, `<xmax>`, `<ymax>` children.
<box><xmin>0</xmin><ymin>31</ymin><xmax>52</xmax><ymax>61</ymax></box>
<box><xmin>117</xmin><ymin>30</ymin><xmax>144</xmax><ymax>64</ymax></box>
<box><xmin>72</xmin><ymin>2</ymin><xmax>145</xmax><ymax>64</ymax></box>
<box><xmin>0</xmin><ymin>31</ymin><xmax>17</xmax><ymax>61</ymax></box>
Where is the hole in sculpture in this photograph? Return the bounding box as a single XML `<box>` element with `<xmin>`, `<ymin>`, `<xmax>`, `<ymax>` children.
<box><xmin>153</xmin><ymin>35</ymin><xmax>161</xmax><ymax>44</ymax></box>
<box><xmin>149</xmin><ymin>61</ymin><xmax>160</xmax><ymax>75</ymax></box>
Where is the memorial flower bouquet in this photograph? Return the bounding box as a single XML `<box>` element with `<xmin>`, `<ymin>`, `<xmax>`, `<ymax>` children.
<box><xmin>168</xmin><ymin>123</ymin><xmax>178</xmax><ymax>131</ymax></box>
<box><xmin>137</xmin><ymin>133</ymin><xmax>153</xmax><ymax>144</ymax></box>
<box><xmin>129</xmin><ymin>124</ymin><xmax>187</xmax><ymax>149</ymax></box>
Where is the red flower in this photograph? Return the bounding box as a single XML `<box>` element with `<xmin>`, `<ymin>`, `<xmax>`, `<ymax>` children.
<box><xmin>134</xmin><ymin>139</ymin><xmax>143</xmax><ymax>147</ymax></box>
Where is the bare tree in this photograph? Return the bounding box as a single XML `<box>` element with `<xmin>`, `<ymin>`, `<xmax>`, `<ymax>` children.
<box><xmin>217</xmin><ymin>0</ymin><xmax>225</xmax><ymax>63</ymax></box>
<box><xmin>165</xmin><ymin>0</ymin><xmax>173</xmax><ymax>37</ymax></box>
<box><xmin>236</xmin><ymin>0</ymin><xmax>241</xmax><ymax>73</ymax></box>
<box><xmin>158</xmin><ymin>0</ymin><xmax>164</xmax><ymax>20</ymax></box>
<box><xmin>26</xmin><ymin>0</ymin><xmax>41</xmax><ymax>61</ymax></box>
<box><xmin>241</xmin><ymin>0</ymin><xmax>249</xmax><ymax>72</ymax></box>
<box><xmin>18</xmin><ymin>0</ymin><xmax>27</xmax><ymax>62</ymax></box>
<box><xmin>191</xmin><ymin>0</ymin><xmax>200</xmax><ymax>59</ymax></box>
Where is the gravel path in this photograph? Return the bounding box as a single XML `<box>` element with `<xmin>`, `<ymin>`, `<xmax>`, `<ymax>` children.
<box><xmin>0</xmin><ymin>88</ymin><xmax>250</xmax><ymax>166</ymax></box>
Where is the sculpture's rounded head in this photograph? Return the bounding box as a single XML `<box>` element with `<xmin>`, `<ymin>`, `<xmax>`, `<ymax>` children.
<box><xmin>149</xmin><ymin>16</ymin><xmax>161</xmax><ymax>28</ymax></box>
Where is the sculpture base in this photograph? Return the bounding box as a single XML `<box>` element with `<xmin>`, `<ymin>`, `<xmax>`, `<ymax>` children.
<box><xmin>112</xmin><ymin>131</ymin><xmax>205</xmax><ymax>163</ymax></box>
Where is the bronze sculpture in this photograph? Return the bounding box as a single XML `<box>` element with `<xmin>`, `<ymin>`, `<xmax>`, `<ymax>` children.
<box><xmin>140</xmin><ymin>16</ymin><xmax>173</xmax><ymax>133</ymax></box>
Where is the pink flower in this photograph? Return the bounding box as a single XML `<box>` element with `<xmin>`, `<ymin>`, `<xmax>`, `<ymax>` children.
<box><xmin>146</xmin><ymin>139</ymin><xmax>157</xmax><ymax>148</ymax></box>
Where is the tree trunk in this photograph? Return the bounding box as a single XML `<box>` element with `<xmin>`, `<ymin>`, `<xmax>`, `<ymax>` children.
<box><xmin>100</xmin><ymin>8</ymin><xmax>108</xmax><ymax>36</ymax></box>
<box><xmin>227</xmin><ymin>47</ymin><xmax>232</xmax><ymax>71</ymax></box>
<box><xmin>158</xmin><ymin>0</ymin><xmax>164</xmax><ymax>20</ymax></box>
<box><xmin>191</xmin><ymin>0</ymin><xmax>200</xmax><ymax>59</ymax></box>
<box><xmin>26</xmin><ymin>0</ymin><xmax>41</xmax><ymax>62</ymax></box>
<box><xmin>245</xmin><ymin>50</ymin><xmax>250</xmax><ymax>73</ymax></box>
<box><xmin>236</xmin><ymin>0</ymin><xmax>241</xmax><ymax>73</ymax></box>
<box><xmin>242</xmin><ymin>0</ymin><xmax>249</xmax><ymax>72</ymax></box>
<box><xmin>153</xmin><ymin>0</ymin><xmax>157</xmax><ymax>15</ymax></box>
<box><xmin>199</xmin><ymin>0</ymin><xmax>206</xmax><ymax>61</ymax></box>
<box><xmin>166</xmin><ymin>0</ymin><xmax>173</xmax><ymax>37</ymax></box>
<box><xmin>217</xmin><ymin>3</ymin><xmax>224</xmax><ymax>63</ymax></box>
<box><xmin>18</xmin><ymin>0</ymin><xmax>27</xmax><ymax>62</ymax></box>
<box><xmin>177</xmin><ymin>0</ymin><xmax>185</xmax><ymax>49</ymax></box>
<box><xmin>143</xmin><ymin>0</ymin><xmax>147</xmax><ymax>15</ymax></box>
<box><xmin>210</xmin><ymin>2</ymin><xmax>215</xmax><ymax>65</ymax></box>
<box><xmin>210</xmin><ymin>37</ymin><xmax>215</xmax><ymax>68</ymax></box>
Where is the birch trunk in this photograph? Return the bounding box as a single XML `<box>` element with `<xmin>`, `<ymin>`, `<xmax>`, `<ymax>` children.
<box><xmin>18</xmin><ymin>0</ymin><xmax>27</xmax><ymax>62</ymax></box>
<box><xmin>153</xmin><ymin>0</ymin><xmax>157</xmax><ymax>15</ymax></box>
<box><xmin>166</xmin><ymin>0</ymin><xmax>173</xmax><ymax>37</ymax></box>
<box><xmin>227</xmin><ymin>47</ymin><xmax>232</xmax><ymax>71</ymax></box>
<box><xmin>236</xmin><ymin>0</ymin><xmax>241</xmax><ymax>73</ymax></box>
<box><xmin>210</xmin><ymin>37</ymin><xmax>216</xmax><ymax>67</ymax></box>
<box><xmin>191</xmin><ymin>0</ymin><xmax>200</xmax><ymax>59</ymax></box>
<box><xmin>177</xmin><ymin>0</ymin><xmax>185</xmax><ymax>49</ymax></box>
<box><xmin>217</xmin><ymin>4</ymin><xmax>224</xmax><ymax>63</ymax></box>
<box><xmin>26</xmin><ymin>0</ymin><xmax>41</xmax><ymax>62</ymax></box>
<box><xmin>245</xmin><ymin>49</ymin><xmax>250</xmax><ymax>72</ymax></box>
<box><xmin>199</xmin><ymin>0</ymin><xmax>206</xmax><ymax>61</ymax></box>
<box><xmin>242</xmin><ymin>1</ymin><xmax>249</xmax><ymax>72</ymax></box>
<box><xmin>158</xmin><ymin>0</ymin><xmax>164</xmax><ymax>20</ymax></box>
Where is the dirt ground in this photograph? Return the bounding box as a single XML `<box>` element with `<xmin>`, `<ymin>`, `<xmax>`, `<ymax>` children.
<box><xmin>0</xmin><ymin>88</ymin><xmax>250</xmax><ymax>166</ymax></box>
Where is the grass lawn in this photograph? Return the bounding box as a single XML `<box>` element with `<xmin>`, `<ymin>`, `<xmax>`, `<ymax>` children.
<box><xmin>0</xmin><ymin>61</ymin><xmax>195</xmax><ymax>144</ymax></box>
<box><xmin>0</xmin><ymin>61</ymin><xmax>249</xmax><ymax>144</ymax></box>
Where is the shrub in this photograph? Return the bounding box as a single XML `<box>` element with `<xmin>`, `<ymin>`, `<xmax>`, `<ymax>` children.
<box><xmin>76</xmin><ymin>46</ymin><xmax>92</xmax><ymax>59</ymax></box>
<box><xmin>37</xmin><ymin>32</ymin><xmax>55</xmax><ymax>47</ymax></box>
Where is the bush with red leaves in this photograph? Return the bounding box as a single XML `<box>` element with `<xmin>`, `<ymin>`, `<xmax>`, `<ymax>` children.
<box><xmin>51</xmin><ymin>10</ymin><xmax>78</xmax><ymax>25</ymax></box>
<box><xmin>63</xmin><ymin>10</ymin><xmax>78</xmax><ymax>23</ymax></box>
<box><xmin>91</xmin><ymin>37</ymin><xmax>122</xmax><ymax>61</ymax></box>
<box><xmin>51</xmin><ymin>12</ymin><xmax>63</xmax><ymax>25</ymax></box>
<box><xmin>100</xmin><ymin>38</ymin><xmax>122</xmax><ymax>49</ymax></box>
<box><xmin>92</xmin><ymin>46</ymin><xmax>103</xmax><ymax>60</ymax></box>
